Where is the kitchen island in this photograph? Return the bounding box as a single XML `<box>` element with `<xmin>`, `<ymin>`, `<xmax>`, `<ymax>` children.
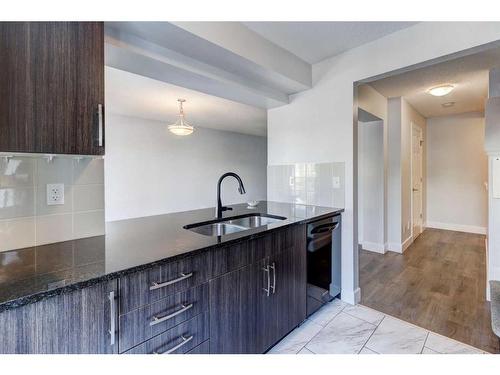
<box><xmin>0</xmin><ymin>201</ymin><xmax>342</xmax><ymax>354</ymax></box>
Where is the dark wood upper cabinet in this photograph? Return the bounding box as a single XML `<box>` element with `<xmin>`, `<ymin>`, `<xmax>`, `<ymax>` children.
<box><xmin>0</xmin><ymin>22</ymin><xmax>104</xmax><ymax>155</ymax></box>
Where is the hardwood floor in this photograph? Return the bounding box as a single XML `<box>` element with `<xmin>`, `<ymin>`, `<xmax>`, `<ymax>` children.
<box><xmin>360</xmin><ymin>228</ymin><xmax>499</xmax><ymax>353</ymax></box>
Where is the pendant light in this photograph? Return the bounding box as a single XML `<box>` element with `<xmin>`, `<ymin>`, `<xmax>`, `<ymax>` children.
<box><xmin>168</xmin><ymin>99</ymin><xmax>194</xmax><ymax>136</ymax></box>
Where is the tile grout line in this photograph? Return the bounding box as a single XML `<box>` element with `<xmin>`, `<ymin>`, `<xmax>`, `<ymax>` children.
<box><xmin>299</xmin><ymin>302</ymin><xmax>348</xmax><ymax>354</ymax></box>
<box><xmin>360</xmin><ymin>315</ymin><xmax>386</xmax><ymax>354</ymax></box>
<box><xmin>420</xmin><ymin>331</ymin><xmax>431</xmax><ymax>354</ymax></box>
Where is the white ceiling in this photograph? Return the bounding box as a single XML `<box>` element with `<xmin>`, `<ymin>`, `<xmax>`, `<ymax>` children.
<box><xmin>243</xmin><ymin>22</ymin><xmax>418</xmax><ymax>64</ymax></box>
<box><xmin>369</xmin><ymin>47</ymin><xmax>500</xmax><ymax>118</ymax></box>
<box><xmin>105</xmin><ymin>67</ymin><xmax>267</xmax><ymax>137</ymax></box>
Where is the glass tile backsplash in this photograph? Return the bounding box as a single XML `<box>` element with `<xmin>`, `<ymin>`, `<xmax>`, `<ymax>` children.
<box><xmin>0</xmin><ymin>155</ymin><xmax>105</xmax><ymax>252</ymax></box>
<box><xmin>268</xmin><ymin>162</ymin><xmax>345</xmax><ymax>208</ymax></box>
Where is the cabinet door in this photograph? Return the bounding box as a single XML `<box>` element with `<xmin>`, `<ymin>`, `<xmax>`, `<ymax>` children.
<box><xmin>0</xmin><ymin>22</ymin><xmax>34</xmax><ymax>152</ymax></box>
<box><xmin>0</xmin><ymin>303</ymin><xmax>37</xmax><ymax>354</ymax></box>
<box><xmin>35</xmin><ymin>280</ymin><xmax>118</xmax><ymax>354</ymax></box>
<box><xmin>271</xmin><ymin>242</ymin><xmax>307</xmax><ymax>341</ymax></box>
<box><xmin>264</xmin><ymin>224</ymin><xmax>307</xmax><ymax>350</ymax></box>
<box><xmin>0</xmin><ymin>22</ymin><xmax>104</xmax><ymax>155</ymax></box>
<box><xmin>209</xmin><ymin>259</ymin><xmax>269</xmax><ymax>354</ymax></box>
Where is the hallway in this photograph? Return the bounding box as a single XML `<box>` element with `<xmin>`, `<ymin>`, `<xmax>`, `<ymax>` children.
<box><xmin>360</xmin><ymin>228</ymin><xmax>499</xmax><ymax>353</ymax></box>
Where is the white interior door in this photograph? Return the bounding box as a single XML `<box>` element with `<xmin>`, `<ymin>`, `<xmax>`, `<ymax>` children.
<box><xmin>412</xmin><ymin>124</ymin><xmax>423</xmax><ymax>238</ymax></box>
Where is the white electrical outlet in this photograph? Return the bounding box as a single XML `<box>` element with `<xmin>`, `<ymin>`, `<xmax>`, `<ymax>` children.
<box><xmin>46</xmin><ymin>183</ymin><xmax>65</xmax><ymax>205</ymax></box>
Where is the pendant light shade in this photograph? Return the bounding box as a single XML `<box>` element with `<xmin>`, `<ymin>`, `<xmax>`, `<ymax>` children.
<box><xmin>168</xmin><ymin>99</ymin><xmax>194</xmax><ymax>136</ymax></box>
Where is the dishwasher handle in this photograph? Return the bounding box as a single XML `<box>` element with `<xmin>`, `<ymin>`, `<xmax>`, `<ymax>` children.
<box><xmin>310</xmin><ymin>222</ymin><xmax>339</xmax><ymax>235</ymax></box>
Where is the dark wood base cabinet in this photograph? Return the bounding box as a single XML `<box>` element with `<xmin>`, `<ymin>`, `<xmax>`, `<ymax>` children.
<box><xmin>0</xmin><ymin>280</ymin><xmax>118</xmax><ymax>354</ymax></box>
<box><xmin>209</xmin><ymin>225</ymin><xmax>307</xmax><ymax>353</ymax></box>
<box><xmin>0</xmin><ymin>223</ymin><xmax>309</xmax><ymax>354</ymax></box>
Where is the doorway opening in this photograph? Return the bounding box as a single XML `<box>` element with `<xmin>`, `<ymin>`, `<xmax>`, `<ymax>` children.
<box><xmin>354</xmin><ymin>45</ymin><xmax>500</xmax><ymax>353</ymax></box>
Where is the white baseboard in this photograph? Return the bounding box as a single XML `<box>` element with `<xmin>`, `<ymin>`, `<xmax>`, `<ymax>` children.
<box><xmin>386</xmin><ymin>242</ymin><xmax>402</xmax><ymax>253</ymax></box>
<box><xmin>361</xmin><ymin>242</ymin><xmax>386</xmax><ymax>254</ymax></box>
<box><xmin>425</xmin><ymin>221</ymin><xmax>487</xmax><ymax>235</ymax></box>
<box><xmin>402</xmin><ymin>236</ymin><xmax>413</xmax><ymax>252</ymax></box>
<box><xmin>385</xmin><ymin>236</ymin><xmax>413</xmax><ymax>254</ymax></box>
<box><xmin>341</xmin><ymin>287</ymin><xmax>361</xmax><ymax>305</ymax></box>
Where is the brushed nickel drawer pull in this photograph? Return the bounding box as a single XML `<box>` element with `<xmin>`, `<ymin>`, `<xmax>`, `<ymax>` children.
<box><xmin>150</xmin><ymin>272</ymin><xmax>193</xmax><ymax>291</ymax></box>
<box><xmin>153</xmin><ymin>335</ymin><xmax>194</xmax><ymax>354</ymax></box>
<box><xmin>149</xmin><ymin>303</ymin><xmax>194</xmax><ymax>327</ymax></box>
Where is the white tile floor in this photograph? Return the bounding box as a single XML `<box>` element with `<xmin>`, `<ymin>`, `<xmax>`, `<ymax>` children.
<box><xmin>268</xmin><ymin>299</ymin><xmax>487</xmax><ymax>354</ymax></box>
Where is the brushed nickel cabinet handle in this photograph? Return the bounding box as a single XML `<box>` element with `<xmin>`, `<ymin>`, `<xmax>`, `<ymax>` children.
<box><xmin>108</xmin><ymin>291</ymin><xmax>116</xmax><ymax>346</ymax></box>
<box><xmin>97</xmin><ymin>104</ymin><xmax>104</xmax><ymax>147</ymax></box>
<box><xmin>262</xmin><ymin>265</ymin><xmax>270</xmax><ymax>297</ymax></box>
<box><xmin>153</xmin><ymin>335</ymin><xmax>194</xmax><ymax>354</ymax></box>
<box><xmin>270</xmin><ymin>262</ymin><xmax>276</xmax><ymax>294</ymax></box>
<box><xmin>149</xmin><ymin>303</ymin><xmax>194</xmax><ymax>327</ymax></box>
<box><xmin>150</xmin><ymin>272</ymin><xmax>193</xmax><ymax>291</ymax></box>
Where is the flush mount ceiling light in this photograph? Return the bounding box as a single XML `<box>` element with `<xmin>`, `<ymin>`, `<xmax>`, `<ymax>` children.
<box><xmin>428</xmin><ymin>84</ymin><xmax>455</xmax><ymax>97</ymax></box>
<box><xmin>168</xmin><ymin>99</ymin><xmax>194</xmax><ymax>136</ymax></box>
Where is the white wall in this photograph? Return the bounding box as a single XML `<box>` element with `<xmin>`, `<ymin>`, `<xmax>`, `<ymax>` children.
<box><xmin>401</xmin><ymin>98</ymin><xmax>427</xmax><ymax>245</ymax></box>
<box><xmin>358</xmin><ymin>84</ymin><xmax>387</xmax><ymax>122</ymax></box>
<box><xmin>426</xmin><ymin>113</ymin><xmax>487</xmax><ymax>233</ymax></box>
<box><xmin>387</xmin><ymin>98</ymin><xmax>403</xmax><ymax>248</ymax></box>
<box><xmin>385</xmin><ymin>97</ymin><xmax>427</xmax><ymax>253</ymax></box>
<box><xmin>488</xmin><ymin>68</ymin><xmax>500</xmax><ymax>296</ymax></box>
<box><xmin>358</xmin><ymin>120</ymin><xmax>384</xmax><ymax>252</ymax></box>
<box><xmin>358</xmin><ymin>84</ymin><xmax>388</xmax><ymax>253</ymax></box>
<box><xmin>267</xmin><ymin>22</ymin><xmax>500</xmax><ymax>304</ymax></box>
<box><xmin>106</xmin><ymin>114</ymin><xmax>267</xmax><ymax>221</ymax></box>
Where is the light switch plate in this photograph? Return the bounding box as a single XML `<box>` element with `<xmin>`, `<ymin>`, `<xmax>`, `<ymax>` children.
<box><xmin>332</xmin><ymin>176</ymin><xmax>341</xmax><ymax>189</ymax></box>
<box><xmin>46</xmin><ymin>183</ymin><xmax>65</xmax><ymax>205</ymax></box>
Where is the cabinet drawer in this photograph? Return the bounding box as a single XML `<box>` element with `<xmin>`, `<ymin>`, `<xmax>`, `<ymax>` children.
<box><xmin>119</xmin><ymin>283</ymin><xmax>209</xmax><ymax>353</ymax></box>
<box><xmin>186</xmin><ymin>340</ymin><xmax>209</xmax><ymax>354</ymax></box>
<box><xmin>119</xmin><ymin>252</ymin><xmax>211</xmax><ymax>314</ymax></box>
<box><xmin>124</xmin><ymin>312</ymin><xmax>209</xmax><ymax>354</ymax></box>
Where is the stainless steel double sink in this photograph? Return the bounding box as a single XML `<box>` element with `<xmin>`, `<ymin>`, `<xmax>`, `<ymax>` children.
<box><xmin>184</xmin><ymin>213</ymin><xmax>287</xmax><ymax>237</ymax></box>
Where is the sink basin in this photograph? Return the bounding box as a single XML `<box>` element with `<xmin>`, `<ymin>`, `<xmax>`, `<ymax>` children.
<box><xmin>184</xmin><ymin>213</ymin><xmax>286</xmax><ymax>237</ymax></box>
<box><xmin>186</xmin><ymin>222</ymin><xmax>249</xmax><ymax>237</ymax></box>
<box><xmin>225</xmin><ymin>215</ymin><xmax>284</xmax><ymax>228</ymax></box>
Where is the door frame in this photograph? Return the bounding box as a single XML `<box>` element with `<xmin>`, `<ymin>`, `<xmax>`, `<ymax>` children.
<box><xmin>410</xmin><ymin>121</ymin><xmax>424</xmax><ymax>240</ymax></box>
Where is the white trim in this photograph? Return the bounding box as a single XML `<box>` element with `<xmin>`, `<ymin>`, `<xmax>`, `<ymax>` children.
<box><xmin>425</xmin><ymin>221</ymin><xmax>487</xmax><ymax>235</ymax></box>
<box><xmin>341</xmin><ymin>287</ymin><xmax>361</xmax><ymax>305</ymax></box>
<box><xmin>402</xmin><ymin>235</ymin><xmax>413</xmax><ymax>252</ymax></box>
<box><xmin>385</xmin><ymin>236</ymin><xmax>413</xmax><ymax>254</ymax></box>
<box><xmin>386</xmin><ymin>242</ymin><xmax>402</xmax><ymax>253</ymax></box>
<box><xmin>361</xmin><ymin>241</ymin><xmax>386</xmax><ymax>254</ymax></box>
<box><xmin>410</xmin><ymin>122</ymin><xmax>424</xmax><ymax>240</ymax></box>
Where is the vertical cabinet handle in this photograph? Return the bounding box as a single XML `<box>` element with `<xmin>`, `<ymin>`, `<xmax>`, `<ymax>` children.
<box><xmin>269</xmin><ymin>262</ymin><xmax>276</xmax><ymax>294</ymax></box>
<box><xmin>108</xmin><ymin>291</ymin><xmax>117</xmax><ymax>346</ymax></box>
<box><xmin>262</xmin><ymin>265</ymin><xmax>270</xmax><ymax>297</ymax></box>
<box><xmin>97</xmin><ymin>104</ymin><xmax>104</xmax><ymax>147</ymax></box>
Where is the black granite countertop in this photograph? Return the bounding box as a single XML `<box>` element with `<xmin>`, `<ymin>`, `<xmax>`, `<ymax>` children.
<box><xmin>0</xmin><ymin>201</ymin><xmax>343</xmax><ymax>312</ymax></box>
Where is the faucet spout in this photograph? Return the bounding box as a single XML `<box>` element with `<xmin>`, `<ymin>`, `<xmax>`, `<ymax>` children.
<box><xmin>216</xmin><ymin>172</ymin><xmax>246</xmax><ymax>218</ymax></box>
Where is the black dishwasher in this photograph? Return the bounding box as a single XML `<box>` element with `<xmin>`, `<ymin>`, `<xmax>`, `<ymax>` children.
<box><xmin>306</xmin><ymin>214</ymin><xmax>341</xmax><ymax>316</ymax></box>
